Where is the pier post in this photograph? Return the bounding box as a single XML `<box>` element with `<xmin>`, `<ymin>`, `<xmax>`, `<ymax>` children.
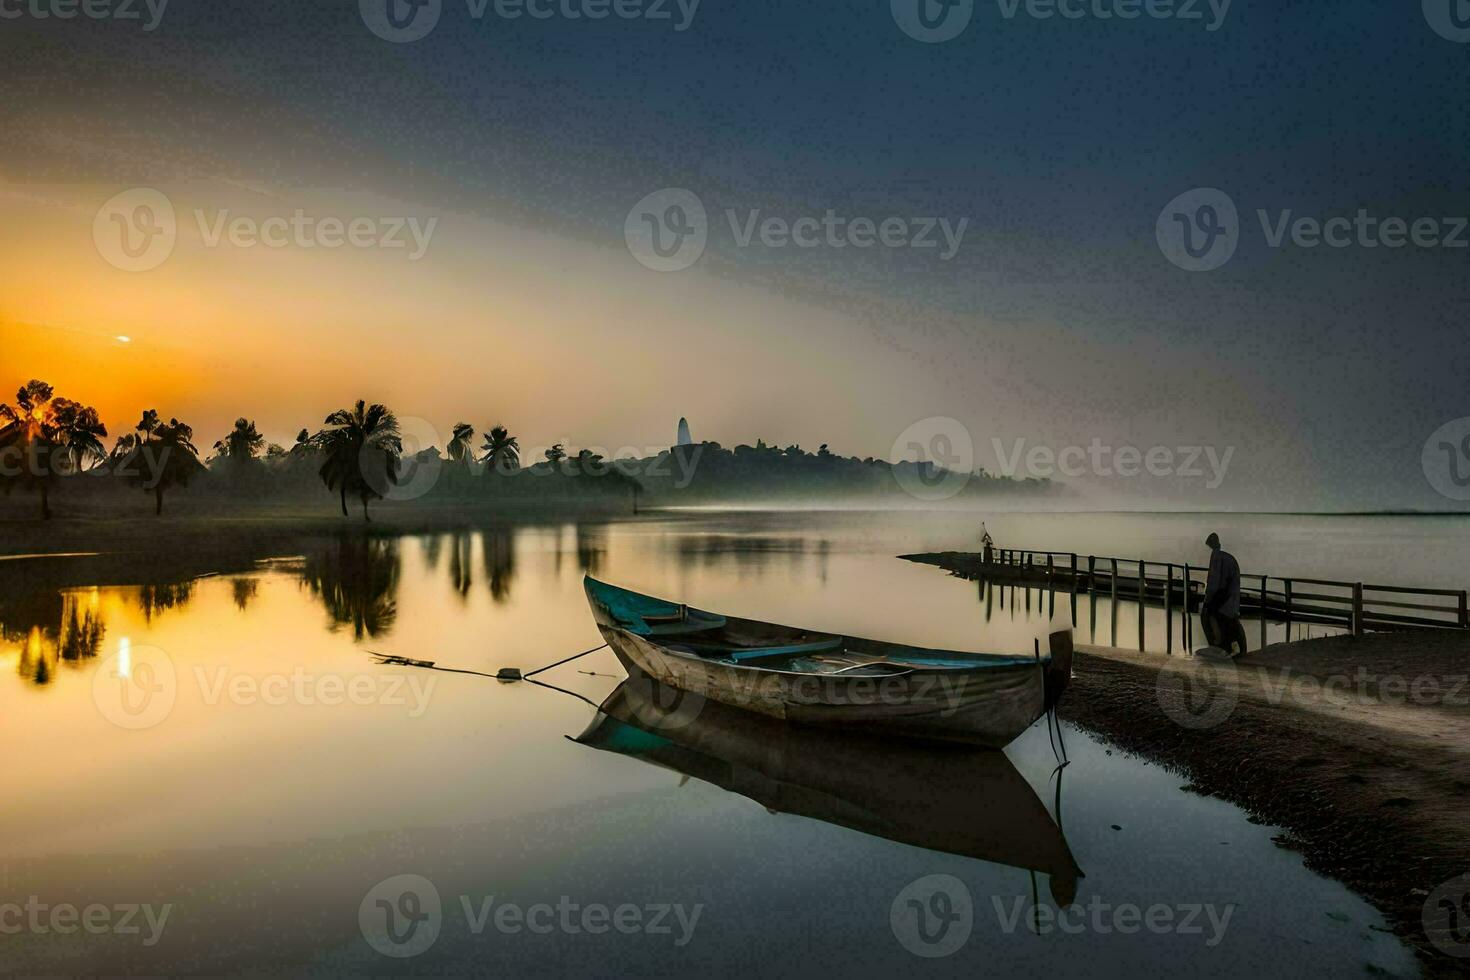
<box><xmin>1138</xmin><ymin>561</ymin><xmax>1146</xmax><ymax>651</ymax></box>
<box><xmin>1047</xmin><ymin>553</ymin><xmax>1055</xmax><ymax>620</ymax></box>
<box><xmin>1110</xmin><ymin>558</ymin><xmax>1119</xmax><ymax>646</ymax></box>
<box><xmin>1087</xmin><ymin>555</ymin><xmax>1096</xmax><ymax>593</ymax></box>
<box><xmin>1165</xmin><ymin>563</ymin><xmax>1174</xmax><ymax>653</ymax></box>
<box><xmin>1460</xmin><ymin>590</ymin><xmax>1468</xmax><ymax>629</ymax></box>
<box><xmin>1260</xmin><ymin>576</ymin><xmax>1269</xmax><ymax>650</ymax></box>
<box><xmin>1352</xmin><ymin>583</ymin><xmax>1364</xmax><ymax>637</ymax></box>
<box><xmin>1176</xmin><ymin>564</ymin><xmax>1187</xmax><ymax>655</ymax></box>
<box><xmin>1284</xmin><ymin>579</ymin><xmax>1293</xmax><ymax>642</ymax></box>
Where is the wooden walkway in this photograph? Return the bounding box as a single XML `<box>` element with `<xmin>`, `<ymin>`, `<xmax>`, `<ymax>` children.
<box><xmin>903</xmin><ymin>549</ymin><xmax>1470</xmax><ymax>653</ymax></box>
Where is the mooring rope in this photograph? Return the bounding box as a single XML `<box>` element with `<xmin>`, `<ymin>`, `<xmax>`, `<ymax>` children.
<box><xmin>524</xmin><ymin>643</ymin><xmax>608</xmax><ymax>678</ymax></box>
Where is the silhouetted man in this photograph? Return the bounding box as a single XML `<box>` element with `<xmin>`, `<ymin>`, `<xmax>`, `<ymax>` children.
<box><xmin>1203</xmin><ymin>532</ymin><xmax>1247</xmax><ymax>656</ymax></box>
<box><xmin>979</xmin><ymin>522</ymin><xmax>995</xmax><ymax>563</ymax></box>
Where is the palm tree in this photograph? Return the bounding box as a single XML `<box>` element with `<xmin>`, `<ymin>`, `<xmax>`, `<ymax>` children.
<box><xmin>137</xmin><ymin>409</ymin><xmax>160</xmax><ymax>441</ymax></box>
<box><xmin>446</xmin><ymin>423</ymin><xmax>476</xmax><ymax>469</ymax></box>
<box><xmin>544</xmin><ymin>443</ymin><xmax>567</xmax><ymax>464</ymax></box>
<box><xmin>314</xmin><ymin>400</ymin><xmax>402</xmax><ymax>520</ymax></box>
<box><xmin>0</xmin><ymin>380</ymin><xmax>107</xmax><ymax>518</ymax></box>
<box><xmin>124</xmin><ymin>415</ymin><xmax>203</xmax><ymax>515</ymax></box>
<box><xmin>47</xmin><ymin>398</ymin><xmax>108</xmax><ymax>473</ymax></box>
<box><xmin>213</xmin><ymin>418</ymin><xmax>265</xmax><ymax>465</ymax></box>
<box><xmin>480</xmin><ymin>424</ymin><xmax>520</xmax><ymax>475</ymax></box>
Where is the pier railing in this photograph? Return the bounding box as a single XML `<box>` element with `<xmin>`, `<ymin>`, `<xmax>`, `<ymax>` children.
<box><xmin>982</xmin><ymin>548</ymin><xmax>1469</xmax><ymax>652</ymax></box>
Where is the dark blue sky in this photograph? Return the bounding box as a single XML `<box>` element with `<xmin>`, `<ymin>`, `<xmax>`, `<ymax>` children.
<box><xmin>4</xmin><ymin>0</ymin><xmax>1469</xmax><ymax>507</ymax></box>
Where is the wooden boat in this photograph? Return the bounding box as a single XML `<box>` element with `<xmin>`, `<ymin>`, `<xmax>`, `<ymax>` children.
<box><xmin>573</xmin><ymin>678</ymin><xmax>1083</xmax><ymax>903</ymax></box>
<box><xmin>583</xmin><ymin>576</ymin><xmax>1073</xmax><ymax>748</ymax></box>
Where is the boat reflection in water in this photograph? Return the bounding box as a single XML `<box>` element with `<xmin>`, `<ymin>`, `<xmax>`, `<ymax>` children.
<box><xmin>573</xmin><ymin>677</ymin><xmax>1083</xmax><ymax>906</ymax></box>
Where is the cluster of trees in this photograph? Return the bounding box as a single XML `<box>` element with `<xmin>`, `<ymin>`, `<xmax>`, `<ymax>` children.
<box><xmin>0</xmin><ymin>381</ymin><xmax>417</xmax><ymax>519</ymax></box>
<box><xmin>1</xmin><ymin>378</ymin><xmax>1053</xmax><ymax>521</ymax></box>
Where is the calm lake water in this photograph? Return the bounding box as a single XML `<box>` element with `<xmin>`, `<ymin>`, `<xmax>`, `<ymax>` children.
<box><xmin>3</xmin><ymin>511</ymin><xmax>1450</xmax><ymax>976</ymax></box>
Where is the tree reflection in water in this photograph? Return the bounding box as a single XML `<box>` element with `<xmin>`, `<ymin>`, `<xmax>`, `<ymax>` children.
<box><xmin>1</xmin><ymin>590</ymin><xmax>107</xmax><ymax>685</ymax></box>
<box><xmin>299</xmin><ymin>536</ymin><xmax>401</xmax><ymax>640</ymax></box>
<box><xmin>138</xmin><ymin>581</ymin><xmax>196</xmax><ymax>623</ymax></box>
<box><xmin>481</xmin><ymin>528</ymin><xmax>515</xmax><ymax>604</ymax></box>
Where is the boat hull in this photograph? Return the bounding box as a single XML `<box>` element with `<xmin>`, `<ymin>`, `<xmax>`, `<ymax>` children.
<box><xmin>594</xmin><ymin>621</ymin><xmax>1049</xmax><ymax>748</ymax></box>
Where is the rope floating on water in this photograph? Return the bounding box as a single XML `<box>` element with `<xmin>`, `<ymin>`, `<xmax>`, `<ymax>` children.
<box><xmin>523</xmin><ymin>643</ymin><xmax>608</xmax><ymax>679</ymax></box>
<box><xmin>369</xmin><ymin>642</ymin><xmax>611</xmax><ymax>708</ymax></box>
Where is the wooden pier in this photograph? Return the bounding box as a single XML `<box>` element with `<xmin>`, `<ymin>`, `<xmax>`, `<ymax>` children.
<box><xmin>902</xmin><ymin>548</ymin><xmax>1470</xmax><ymax>653</ymax></box>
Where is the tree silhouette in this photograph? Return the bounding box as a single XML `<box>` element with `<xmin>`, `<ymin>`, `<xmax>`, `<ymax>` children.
<box><xmin>213</xmin><ymin>418</ymin><xmax>266</xmax><ymax>465</ymax></box>
<box><xmin>544</xmin><ymin>443</ymin><xmax>567</xmax><ymax>464</ymax></box>
<box><xmin>480</xmin><ymin>424</ymin><xmax>520</xmax><ymax>474</ymax></box>
<box><xmin>113</xmin><ymin>414</ymin><xmax>203</xmax><ymax>515</ymax></box>
<box><xmin>314</xmin><ymin>400</ymin><xmax>402</xmax><ymax>520</ymax></box>
<box><xmin>0</xmin><ymin>380</ymin><xmax>107</xmax><ymax>519</ymax></box>
<box><xmin>446</xmin><ymin>423</ymin><xmax>476</xmax><ymax>470</ymax></box>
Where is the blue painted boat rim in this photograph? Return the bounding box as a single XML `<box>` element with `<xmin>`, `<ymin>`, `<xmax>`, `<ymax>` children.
<box><xmin>585</xmin><ymin>576</ymin><xmax>1046</xmax><ymax>672</ymax></box>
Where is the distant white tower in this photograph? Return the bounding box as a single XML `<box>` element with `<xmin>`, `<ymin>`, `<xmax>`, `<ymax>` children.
<box><xmin>677</xmin><ymin>417</ymin><xmax>693</xmax><ymax>446</ymax></box>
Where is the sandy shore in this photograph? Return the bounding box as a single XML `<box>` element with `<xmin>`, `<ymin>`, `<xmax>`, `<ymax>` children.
<box><xmin>1060</xmin><ymin>632</ymin><xmax>1470</xmax><ymax>976</ymax></box>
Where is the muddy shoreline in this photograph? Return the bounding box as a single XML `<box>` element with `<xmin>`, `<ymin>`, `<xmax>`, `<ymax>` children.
<box><xmin>1057</xmin><ymin>639</ymin><xmax>1470</xmax><ymax>977</ymax></box>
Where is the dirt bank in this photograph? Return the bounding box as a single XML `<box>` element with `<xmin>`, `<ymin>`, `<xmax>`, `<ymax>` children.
<box><xmin>1059</xmin><ymin>633</ymin><xmax>1470</xmax><ymax>977</ymax></box>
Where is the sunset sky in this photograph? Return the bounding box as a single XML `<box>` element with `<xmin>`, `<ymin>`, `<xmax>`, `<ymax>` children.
<box><xmin>3</xmin><ymin>2</ymin><xmax>1467</xmax><ymax>509</ymax></box>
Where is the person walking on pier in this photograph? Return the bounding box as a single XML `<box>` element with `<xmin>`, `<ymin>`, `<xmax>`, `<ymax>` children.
<box><xmin>979</xmin><ymin>522</ymin><xmax>995</xmax><ymax>564</ymax></box>
<box><xmin>1203</xmin><ymin>532</ymin><xmax>1247</xmax><ymax>656</ymax></box>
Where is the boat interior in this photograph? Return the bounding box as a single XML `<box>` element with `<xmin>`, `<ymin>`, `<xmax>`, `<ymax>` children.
<box><xmin>587</xmin><ymin>577</ymin><xmax>1045</xmax><ymax>675</ymax></box>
